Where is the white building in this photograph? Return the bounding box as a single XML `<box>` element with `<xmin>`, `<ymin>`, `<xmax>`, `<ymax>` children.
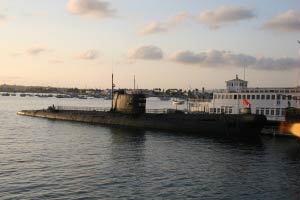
<box><xmin>190</xmin><ymin>75</ymin><xmax>300</xmax><ymax>121</ymax></box>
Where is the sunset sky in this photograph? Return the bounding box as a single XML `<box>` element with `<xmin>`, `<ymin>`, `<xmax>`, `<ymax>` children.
<box><xmin>1</xmin><ymin>0</ymin><xmax>300</xmax><ymax>89</ymax></box>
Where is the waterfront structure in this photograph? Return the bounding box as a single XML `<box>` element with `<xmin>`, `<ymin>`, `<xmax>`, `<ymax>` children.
<box><xmin>190</xmin><ymin>75</ymin><xmax>300</xmax><ymax>121</ymax></box>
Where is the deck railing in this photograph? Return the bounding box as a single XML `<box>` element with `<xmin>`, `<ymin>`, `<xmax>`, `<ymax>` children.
<box><xmin>53</xmin><ymin>105</ymin><xmax>170</xmax><ymax>114</ymax></box>
<box><xmin>54</xmin><ymin>106</ymin><xmax>111</xmax><ymax>112</ymax></box>
<box><xmin>146</xmin><ymin>108</ymin><xmax>169</xmax><ymax>114</ymax></box>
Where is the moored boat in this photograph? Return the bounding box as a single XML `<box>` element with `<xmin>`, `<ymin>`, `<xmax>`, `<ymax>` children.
<box><xmin>172</xmin><ymin>99</ymin><xmax>185</xmax><ymax>105</ymax></box>
<box><xmin>17</xmin><ymin>91</ymin><xmax>266</xmax><ymax>137</ymax></box>
<box><xmin>189</xmin><ymin>75</ymin><xmax>298</xmax><ymax>122</ymax></box>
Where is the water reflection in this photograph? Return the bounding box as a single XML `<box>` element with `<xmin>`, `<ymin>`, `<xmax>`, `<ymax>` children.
<box><xmin>108</xmin><ymin>126</ymin><xmax>146</xmax><ymax>167</ymax></box>
<box><xmin>103</xmin><ymin>127</ymin><xmax>148</xmax><ymax>198</ymax></box>
<box><xmin>109</xmin><ymin>127</ymin><xmax>146</xmax><ymax>146</ymax></box>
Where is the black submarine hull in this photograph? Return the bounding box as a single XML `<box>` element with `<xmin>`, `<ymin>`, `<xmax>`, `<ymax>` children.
<box><xmin>17</xmin><ymin>109</ymin><xmax>266</xmax><ymax>136</ymax></box>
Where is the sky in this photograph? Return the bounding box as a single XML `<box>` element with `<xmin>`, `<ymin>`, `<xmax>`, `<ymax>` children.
<box><xmin>1</xmin><ymin>0</ymin><xmax>300</xmax><ymax>90</ymax></box>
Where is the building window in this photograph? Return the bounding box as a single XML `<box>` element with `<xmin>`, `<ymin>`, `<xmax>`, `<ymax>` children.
<box><xmin>277</xmin><ymin>95</ymin><xmax>281</xmax><ymax>100</ymax></box>
<box><xmin>266</xmin><ymin>95</ymin><xmax>270</xmax><ymax>100</ymax></box>
<box><xmin>256</xmin><ymin>95</ymin><xmax>260</xmax><ymax>100</ymax></box>
<box><xmin>266</xmin><ymin>108</ymin><xmax>270</xmax><ymax>115</ymax></box>
<box><xmin>242</xmin><ymin>95</ymin><xmax>246</xmax><ymax>99</ymax></box>
<box><xmin>217</xmin><ymin>108</ymin><xmax>220</xmax><ymax>113</ymax></box>
<box><xmin>276</xmin><ymin>108</ymin><xmax>280</xmax><ymax>116</ymax></box>
<box><xmin>238</xmin><ymin>95</ymin><xmax>241</xmax><ymax>99</ymax></box>
<box><xmin>229</xmin><ymin>95</ymin><xmax>232</xmax><ymax>99</ymax></box>
<box><xmin>261</xmin><ymin>108</ymin><xmax>265</xmax><ymax>115</ymax></box>
<box><xmin>210</xmin><ymin>108</ymin><xmax>213</xmax><ymax>113</ymax></box>
<box><xmin>288</xmin><ymin>95</ymin><xmax>292</xmax><ymax>100</ymax></box>
<box><xmin>271</xmin><ymin>95</ymin><xmax>275</xmax><ymax>100</ymax></box>
<box><xmin>261</xmin><ymin>95</ymin><xmax>265</xmax><ymax>100</ymax></box>
<box><xmin>247</xmin><ymin>95</ymin><xmax>250</xmax><ymax>99</ymax></box>
<box><xmin>234</xmin><ymin>95</ymin><xmax>237</xmax><ymax>99</ymax></box>
<box><xmin>214</xmin><ymin>108</ymin><xmax>216</xmax><ymax>113</ymax></box>
<box><xmin>282</xmin><ymin>108</ymin><xmax>286</xmax><ymax>116</ymax></box>
<box><xmin>271</xmin><ymin>109</ymin><xmax>274</xmax><ymax>115</ymax></box>
<box><xmin>256</xmin><ymin>108</ymin><xmax>259</xmax><ymax>114</ymax></box>
<box><xmin>252</xmin><ymin>95</ymin><xmax>255</xmax><ymax>100</ymax></box>
<box><xmin>225</xmin><ymin>107</ymin><xmax>228</xmax><ymax>114</ymax></box>
<box><xmin>282</xmin><ymin>95</ymin><xmax>286</xmax><ymax>100</ymax></box>
<box><xmin>229</xmin><ymin>107</ymin><xmax>232</xmax><ymax>114</ymax></box>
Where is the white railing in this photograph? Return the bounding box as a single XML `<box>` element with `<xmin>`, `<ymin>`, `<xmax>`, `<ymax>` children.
<box><xmin>146</xmin><ymin>109</ymin><xmax>169</xmax><ymax>114</ymax></box>
<box><xmin>54</xmin><ymin>106</ymin><xmax>111</xmax><ymax>112</ymax></box>
<box><xmin>52</xmin><ymin>105</ymin><xmax>170</xmax><ymax>114</ymax></box>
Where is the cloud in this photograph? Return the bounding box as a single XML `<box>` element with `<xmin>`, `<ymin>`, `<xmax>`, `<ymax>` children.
<box><xmin>0</xmin><ymin>14</ymin><xmax>8</xmax><ymax>25</ymax></box>
<box><xmin>169</xmin><ymin>50</ymin><xmax>206</xmax><ymax>64</ymax></box>
<box><xmin>139</xmin><ymin>12</ymin><xmax>190</xmax><ymax>36</ymax></box>
<box><xmin>27</xmin><ymin>46</ymin><xmax>48</xmax><ymax>56</ymax></box>
<box><xmin>77</xmin><ymin>50</ymin><xmax>99</xmax><ymax>60</ymax></box>
<box><xmin>263</xmin><ymin>10</ymin><xmax>300</xmax><ymax>32</ymax></box>
<box><xmin>139</xmin><ymin>22</ymin><xmax>167</xmax><ymax>36</ymax></box>
<box><xmin>128</xmin><ymin>45</ymin><xmax>164</xmax><ymax>60</ymax></box>
<box><xmin>0</xmin><ymin>14</ymin><xmax>6</xmax><ymax>21</ymax></box>
<box><xmin>66</xmin><ymin>0</ymin><xmax>115</xmax><ymax>19</ymax></box>
<box><xmin>199</xmin><ymin>5</ymin><xmax>255</xmax><ymax>29</ymax></box>
<box><xmin>169</xmin><ymin>49</ymin><xmax>300</xmax><ymax>71</ymax></box>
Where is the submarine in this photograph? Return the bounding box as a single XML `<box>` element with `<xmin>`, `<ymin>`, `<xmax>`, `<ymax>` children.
<box><xmin>17</xmin><ymin>90</ymin><xmax>266</xmax><ymax>136</ymax></box>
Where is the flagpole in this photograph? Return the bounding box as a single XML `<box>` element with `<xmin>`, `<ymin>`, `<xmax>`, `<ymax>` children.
<box><xmin>111</xmin><ymin>73</ymin><xmax>114</xmax><ymax>110</ymax></box>
<box><xmin>134</xmin><ymin>75</ymin><xmax>136</xmax><ymax>91</ymax></box>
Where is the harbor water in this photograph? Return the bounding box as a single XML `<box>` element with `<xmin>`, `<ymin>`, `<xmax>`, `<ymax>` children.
<box><xmin>1</xmin><ymin>96</ymin><xmax>300</xmax><ymax>199</ymax></box>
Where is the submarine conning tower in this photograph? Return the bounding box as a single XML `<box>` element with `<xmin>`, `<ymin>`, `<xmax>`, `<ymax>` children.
<box><xmin>112</xmin><ymin>90</ymin><xmax>146</xmax><ymax>114</ymax></box>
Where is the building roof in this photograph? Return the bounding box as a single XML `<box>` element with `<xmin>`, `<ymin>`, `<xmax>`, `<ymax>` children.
<box><xmin>226</xmin><ymin>75</ymin><xmax>247</xmax><ymax>83</ymax></box>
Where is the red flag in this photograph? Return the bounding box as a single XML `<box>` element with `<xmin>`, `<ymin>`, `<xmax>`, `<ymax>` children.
<box><xmin>242</xmin><ymin>99</ymin><xmax>250</xmax><ymax>106</ymax></box>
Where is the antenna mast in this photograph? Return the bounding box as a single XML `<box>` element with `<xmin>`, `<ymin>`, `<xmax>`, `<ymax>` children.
<box><xmin>244</xmin><ymin>62</ymin><xmax>246</xmax><ymax>81</ymax></box>
<box><xmin>134</xmin><ymin>75</ymin><xmax>136</xmax><ymax>91</ymax></box>
<box><xmin>111</xmin><ymin>73</ymin><xmax>114</xmax><ymax>110</ymax></box>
